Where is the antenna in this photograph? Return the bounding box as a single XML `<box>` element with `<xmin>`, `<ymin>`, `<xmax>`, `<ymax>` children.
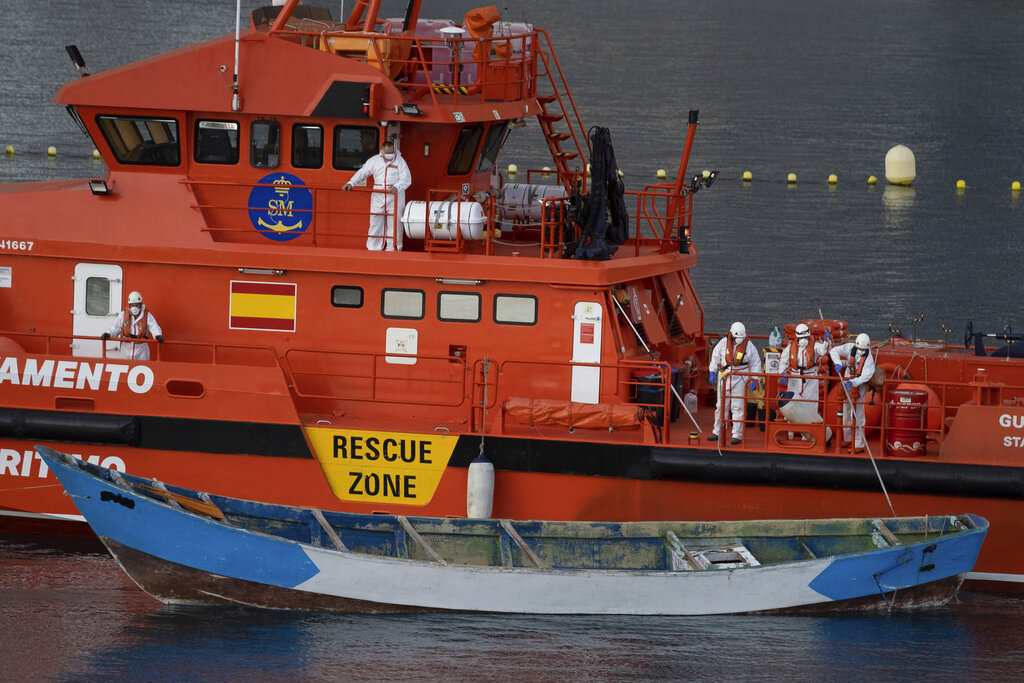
<box><xmin>65</xmin><ymin>45</ymin><xmax>90</xmax><ymax>77</ymax></box>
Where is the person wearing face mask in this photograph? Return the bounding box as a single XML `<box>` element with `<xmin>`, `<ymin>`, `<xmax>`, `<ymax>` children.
<box><xmin>708</xmin><ymin>321</ymin><xmax>763</xmax><ymax>445</ymax></box>
<box><xmin>777</xmin><ymin>322</ymin><xmax>830</xmax><ymax>406</ymax></box>
<box><xmin>829</xmin><ymin>333</ymin><xmax>875</xmax><ymax>453</ymax></box>
<box><xmin>101</xmin><ymin>290</ymin><xmax>164</xmax><ymax>361</ymax></box>
<box><xmin>342</xmin><ymin>138</ymin><xmax>412</xmax><ymax>251</ymax></box>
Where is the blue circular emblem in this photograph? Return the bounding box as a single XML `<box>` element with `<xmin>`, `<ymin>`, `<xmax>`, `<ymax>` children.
<box><xmin>248</xmin><ymin>172</ymin><xmax>313</xmax><ymax>242</ymax></box>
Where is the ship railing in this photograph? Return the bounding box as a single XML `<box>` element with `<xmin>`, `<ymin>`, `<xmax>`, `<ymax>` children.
<box><xmin>718</xmin><ymin>363</ymin><xmax>1024</xmax><ymax>456</ymax></box>
<box><xmin>0</xmin><ymin>330</ymin><xmax>279</xmax><ymax>367</ymax></box>
<box><xmin>280</xmin><ymin>347</ymin><xmax>467</xmax><ymax>408</ymax></box>
<box><xmin>478</xmin><ymin>358</ymin><xmax>682</xmax><ymax>444</ymax></box>
<box><xmin>270</xmin><ymin>24</ymin><xmax>539</xmax><ymax>106</ymax></box>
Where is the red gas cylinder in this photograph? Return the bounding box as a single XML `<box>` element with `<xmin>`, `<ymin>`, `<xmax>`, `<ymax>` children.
<box><xmin>885</xmin><ymin>388</ymin><xmax>928</xmax><ymax>457</ymax></box>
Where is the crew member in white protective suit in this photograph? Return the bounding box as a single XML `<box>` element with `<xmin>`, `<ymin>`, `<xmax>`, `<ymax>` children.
<box><xmin>829</xmin><ymin>333</ymin><xmax>876</xmax><ymax>453</ymax></box>
<box><xmin>101</xmin><ymin>290</ymin><xmax>164</xmax><ymax>361</ymax></box>
<box><xmin>777</xmin><ymin>322</ymin><xmax>830</xmax><ymax>406</ymax></box>
<box><xmin>708</xmin><ymin>322</ymin><xmax>763</xmax><ymax>444</ymax></box>
<box><xmin>342</xmin><ymin>139</ymin><xmax>411</xmax><ymax>251</ymax></box>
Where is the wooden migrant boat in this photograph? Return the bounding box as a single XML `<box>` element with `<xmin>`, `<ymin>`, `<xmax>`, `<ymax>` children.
<box><xmin>39</xmin><ymin>446</ymin><xmax>987</xmax><ymax>615</ymax></box>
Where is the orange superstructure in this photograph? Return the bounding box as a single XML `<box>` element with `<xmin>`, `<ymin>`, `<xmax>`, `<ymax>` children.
<box><xmin>2</xmin><ymin>0</ymin><xmax>1024</xmax><ymax>594</ymax></box>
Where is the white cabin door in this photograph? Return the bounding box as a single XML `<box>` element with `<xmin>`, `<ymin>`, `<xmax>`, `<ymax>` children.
<box><xmin>570</xmin><ymin>301</ymin><xmax>602</xmax><ymax>404</ymax></box>
<box><xmin>71</xmin><ymin>263</ymin><xmax>122</xmax><ymax>357</ymax></box>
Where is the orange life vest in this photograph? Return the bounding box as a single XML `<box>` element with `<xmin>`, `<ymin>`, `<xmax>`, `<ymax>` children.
<box><xmin>846</xmin><ymin>350</ymin><xmax>869</xmax><ymax>399</ymax></box>
<box><xmin>724</xmin><ymin>337</ymin><xmax>749</xmax><ymax>368</ymax></box>
<box><xmin>787</xmin><ymin>341</ymin><xmax>821</xmax><ymax>375</ymax></box>
<box><xmin>121</xmin><ymin>307</ymin><xmax>150</xmax><ymax>339</ymax></box>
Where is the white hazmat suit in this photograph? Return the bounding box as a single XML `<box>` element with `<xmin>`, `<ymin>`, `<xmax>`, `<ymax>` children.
<box><xmin>777</xmin><ymin>335</ymin><xmax>829</xmax><ymax>406</ymax></box>
<box><xmin>709</xmin><ymin>335</ymin><xmax>763</xmax><ymax>442</ymax></box>
<box><xmin>829</xmin><ymin>341</ymin><xmax>876</xmax><ymax>449</ymax></box>
<box><xmin>346</xmin><ymin>148</ymin><xmax>412</xmax><ymax>251</ymax></box>
<box><xmin>104</xmin><ymin>304</ymin><xmax>163</xmax><ymax>361</ymax></box>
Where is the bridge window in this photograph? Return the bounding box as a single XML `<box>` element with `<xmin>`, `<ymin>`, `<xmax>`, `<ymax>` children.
<box><xmin>195</xmin><ymin>120</ymin><xmax>239</xmax><ymax>164</ymax></box>
<box><xmin>447</xmin><ymin>124</ymin><xmax>483</xmax><ymax>175</ymax></box>
<box><xmin>494</xmin><ymin>294</ymin><xmax>537</xmax><ymax>325</ymax></box>
<box><xmin>438</xmin><ymin>292</ymin><xmax>481</xmax><ymax>322</ymax></box>
<box><xmin>292</xmin><ymin>124</ymin><xmax>323</xmax><ymax>169</ymax></box>
<box><xmin>250</xmin><ymin>120</ymin><xmax>280</xmax><ymax>168</ymax></box>
<box><xmin>333</xmin><ymin>126</ymin><xmax>378</xmax><ymax>171</ymax></box>
<box><xmin>96</xmin><ymin>115</ymin><xmax>180</xmax><ymax>166</ymax></box>
<box><xmin>382</xmin><ymin>289</ymin><xmax>425</xmax><ymax>320</ymax></box>
<box><xmin>476</xmin><ymin>123</ymin><xmax>507</xmax><ymax>173</ymax></box>
<box><xmin>331</xmin><ymin>285</ymin><xmax>364</xmax><ymax>308</ymax></box>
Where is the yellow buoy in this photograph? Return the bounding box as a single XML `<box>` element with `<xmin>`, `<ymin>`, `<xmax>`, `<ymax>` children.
<box><xmin>656</xmin><ymin>169</ymin><xmax>667</xmax><ymax>179</ymax></box>
<box><xmin>867</xmin><ymin>175</ymin><xmax>877</xmax><ymax>185</ymax></box>
<box><xmin>47</xmin><ymin>146</ymin><xmax>57</xmax><ymax>157</ymax></box>
<box><xmin>507</xmin><ymin>163</ymin><xmax>518</xmax><ymax>175</ymax></box>
<box><xmin>701</xmin><ymin>169</ymin><xmax>710</xmax><ymax>179</ymax></box>
<box><xmin>828</xmin><ymin>174</ymin><xmax>838</xmax><ymax>185</ymax></box>
<box><xmin>617</xmin><ymin>169</ymin><xmax>625</xmax><ymax>179</ymax></box>
<box><xmin>956</xmin><ymin>179</ymin><xmax>966</xmax><ymax>190</ymax></box>
<box><xmin>4</xmin><ymin>145</ymin><xmax>13</xmax><ymax>156</ymax></box>
<box><xmin>1012</xmin><ymin>181</ymin><xmax>1021</xmax><ymax>191</ymax></box>
<box><xmin>742</xmin><ymin>171</ymin><xmax>752</xmax><ymax>181</ymax></box>
<box><xmin>92</xmin><ymin>148</ymin><xmax>101</xmax><ymax>160</ymax></box>
<box><xmin>787</xmin><ymin>173</ymin><xmax>797</xmax><ymax>184</ymax></box>
<box><xmin>541</xmin><ymin>166</ymin><xmax>551</xmax><ymax>177</ymax></box>
<box><xmin>885</xmin><ymin>144</ymin><xmax>915</xmax><ymax>185</ymax></box>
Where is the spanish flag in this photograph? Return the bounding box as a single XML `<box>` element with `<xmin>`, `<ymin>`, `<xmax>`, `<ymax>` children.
<box><xmin>229</xmin><ymin>281</ymin><xmax>296</xmax><ymax>331</ymax></box>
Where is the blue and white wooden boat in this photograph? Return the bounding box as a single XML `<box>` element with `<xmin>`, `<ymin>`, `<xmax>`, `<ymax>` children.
<box><xmin>38</xmin><ymin>446</ymin><xmax>987</xmax><ymax>615</ymax></box>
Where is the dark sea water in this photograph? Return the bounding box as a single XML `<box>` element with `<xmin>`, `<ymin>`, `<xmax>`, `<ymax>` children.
<box><xmin>2</xmin><ymin>1</ymin><xmax>1024</xmax><ymax>679</ymax></box>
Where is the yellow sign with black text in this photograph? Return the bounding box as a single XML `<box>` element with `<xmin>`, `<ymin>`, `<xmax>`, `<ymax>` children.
<box><xmin>305</xmin><ymin>427</ymin><xmax>456</xmax><ymax>505</ymax></box>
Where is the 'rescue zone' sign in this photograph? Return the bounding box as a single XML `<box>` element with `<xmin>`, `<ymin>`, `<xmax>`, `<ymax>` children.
<box><xmin>305</xmin><ymin>427</ymin><xmax>456</xmax><ymax>505</ymax></box>
<box><xmin>0</xmin><ymin>356</ymin><xmax>154</xmax><ymax>393</ymax></box>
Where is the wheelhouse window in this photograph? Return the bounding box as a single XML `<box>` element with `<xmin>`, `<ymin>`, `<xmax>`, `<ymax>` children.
<box><xmin>85</xmin><ymin>277</ymin><xmax>111</xmax><ymax>316</ymax></box>
<box><xmin>494</xmin><ymin>294</ymin><xmax>537</xmax><ymax>325</ymax></box>
<box><xmin>331</xmin><ymin>285</ymin><xmax>364</xmax><ymax>308</ymax></box>
<box><xmin>476</xmin><ymin>123</ymin><xmax>507</xmax><ymax>173</ymax></box>
<box><xmin>194</xmin><ymin>120</ymin><xmax>239</xmax><ymax>164</ymax></box>
<box><xmin>438</xmin><ymin>292</ymin><xmax>481</xmax><ymax>322</ymax></box>
<box><xmin>447</xmin><ymin>124</ymin><xmax>483</xmax><ymax>175</ymax></box>
<box><xmin>96</xmin><ymin>115</ymin><xmax>180</xmax><ymax>166</ymax></box>
<box><xmin>292</xmin><ymin>124</ymin><xmax>324</xmax><ymax>169</ymax></box>
<box><xmin>333</xmin><ymin>126</ymin><xmax>379</xmax><ymax>171</ymax></box>
<box><xmin>250</xmin><ymin>120</ymin><xmax>280</xmax><ymax>169</ymax></box>
<box><xmin>382</xmin><ymin>289</ymin><xmax>425</xmax><ymax>320</ymax></box>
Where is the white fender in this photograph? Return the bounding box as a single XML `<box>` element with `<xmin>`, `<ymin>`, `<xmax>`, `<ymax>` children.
<box><xmin>466</xmin><ymin>456</ymin><xmax>495</xmax><ymax>518</ymax></box>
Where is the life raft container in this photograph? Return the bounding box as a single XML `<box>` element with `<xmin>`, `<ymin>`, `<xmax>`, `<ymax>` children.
<box><xmin>783</xmin><ymin>318</ymin><xmax>848</xmax><ymax>342</ymax></box>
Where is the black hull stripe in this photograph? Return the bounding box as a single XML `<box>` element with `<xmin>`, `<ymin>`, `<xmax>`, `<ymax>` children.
<box><xmin>0</xmin><ymin>408</ymin><xmax>312</xmax><ymax>459</ymax></box>
<box><xmin>452</xmin><ymin>436</ymin><xmax>1024</xmax><ymax>501</ymax></box>
<box><xmin>5</xmin><ymin>408</ymin><xmax>1024</xmax><ymax>499</ymax></box>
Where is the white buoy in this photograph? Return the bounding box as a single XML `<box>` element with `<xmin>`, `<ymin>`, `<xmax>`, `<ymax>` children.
<box><xmin>466</xmin><ymin>455</ymin><xmax>494</xmax><ymax>518</ymax></box>
<box><xmin>885</xmin><ymin>144</ymin><xmax>916</xmax><ymax>186</ymax></box>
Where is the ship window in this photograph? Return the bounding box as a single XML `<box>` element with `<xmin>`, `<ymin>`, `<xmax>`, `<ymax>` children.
<box><xmin>250</xmin><ymin>120</ymin><xmax>280</xmax><ymax>168</ymax></box>
<box><xmin>382</xmin><ymin>289</ymin><xmax>424</xmax><ymax>320</ymax></box>
<box><xmin>292</xmin><ymin>124</ymin><xmax>324</xmax><ymax>169</ymax></box>
<box><xmin>331</xmin><ymin>285</ymin><xmax>364</xmax><ymax>308</ymax></box>
<box><xmin>96</xmin><ymin>115</ymin><xmax>180</xmax><ymax>166</ymax></box>
<box><xmin>333</xmin><ymin>126</ymin><xmax>378</xmax><ymax>171</ymax></box>
<box><xmin>438</xmin><ymin>292</ymin><xmax>481</xmax><ymax>322</ymax></box>
<box><xmin>447</xmin><ymin>124</ymin><xmax>483</xmax><ymax>175</ymax></box>
<box><xmin>85</xmin><ymin>277</ymin><xmax>111</xmax><ymax>317</ymax></box>
<box><xmin>194</xmin><ymin>120</ymin><xmax>239</xmax><ymax>164</ymax></box>
<box><xmin>476</xmin><ymin>123</ymin><xmax>507</xmax><ymax>173</ymax></box>
<box><xmin>494</xmin><ymin>294</ymin><xmax>537</xmax><ymax>325</ymax></box>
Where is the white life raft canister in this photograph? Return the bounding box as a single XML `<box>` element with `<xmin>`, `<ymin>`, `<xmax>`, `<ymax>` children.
<box><xmin>402</xmin><ymin>200</ymin><xmax>487</xmax><ymax>240</ymax></box>
<box><xmin>498</xmin><ymin>183</ymin><xmax>567</xmax><ymax>222</ymax></box>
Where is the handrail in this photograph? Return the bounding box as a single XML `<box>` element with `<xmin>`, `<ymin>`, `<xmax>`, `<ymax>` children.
<box><xmin>0</xmin><ymin>330</ymin><xmax>278</xmax><ymax>366</ymax></box>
